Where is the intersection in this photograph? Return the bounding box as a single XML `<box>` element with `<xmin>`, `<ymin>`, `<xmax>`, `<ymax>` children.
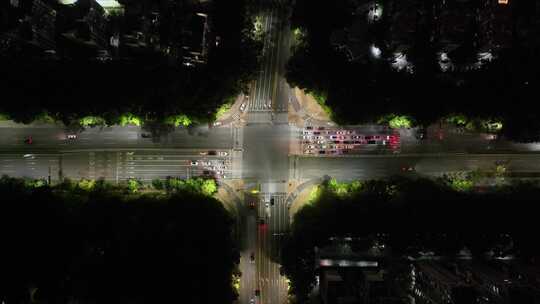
<box><xmin>2</xmin><ymin>2</ymin><xmax>540</xmax><ymax>304</ymax></box>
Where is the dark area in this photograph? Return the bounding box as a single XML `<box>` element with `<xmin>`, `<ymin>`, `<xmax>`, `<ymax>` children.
<box><xmin>0</xmin><ymin>0</ymin><xmax>261</xmax><ymax>125</ymax></box>
<box><xmin>0</xmin><ymin>176</ymin><xmax>237</xmax><ymax>304</ymax></box>
<box><xmin>281</xmin><ymin>176</ymin><xmax>540</xmax><ymax>301</ymax></box>
<box><xmin>286</xmin><ymin>0</ymin><xmax>540</xmax><ymax>142</ymax></box>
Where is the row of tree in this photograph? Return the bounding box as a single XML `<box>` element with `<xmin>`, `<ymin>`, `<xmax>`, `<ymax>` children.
<box><xmin>0</xmin><ymin>176</ymin><xmax>237</xmax><ymax>304</ymax></box>
<box><xmin>0</xmin><ymin>0</ymin><xmax>261</xmax><ymax>127</ymax></box>
<box><xmin>286</xmin><ymin>0</ymin><xmax>540</xmax><ymax>142</ymax></box>
<box><xmin>281</xmin><ymin>176</ymin><xmax>540</xmax><ymax>302</ymax></box>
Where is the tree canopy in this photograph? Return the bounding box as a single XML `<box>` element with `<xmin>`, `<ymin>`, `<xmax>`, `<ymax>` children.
<box><xmin>281</xmin><ymin>176</ymin><xmax>540</xmax><ymax>301</ymax></box>
<box><xmin>0</xmin><ymin>176</ymin><xmax>237</xmax><ymax>304</ymax></box>
<box><xmin>287</xmin><ymin>0</ymin><xmax>540</xmax><ymax>141</ymax></box>
<box><xmin>0</xmin><ymin>0</ymin><xmax>261</xmax><ymax>126</ymax></box>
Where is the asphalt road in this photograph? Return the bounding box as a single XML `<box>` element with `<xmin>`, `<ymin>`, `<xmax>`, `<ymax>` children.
<box><xmin>0</xmin><ymin>122</ymin><xmax>234</xmax><ymax>151</ymax></box>
<box><xmin>242</xmin><ymin>124</ymin><xmax>290</xmax><ymax>182</ymax></box>
<box><xmin>0</xmin><ymin>122</ymin><xmax>238</xmax><ymax>181</ymax></box>
<box><xmin>296</xmin><ymin>153</ymin><xmax>540</xmax><ymax>182</ymax></box>
<box><xmin>1</xmin><ymin>149</ymin><xmax>233</xmax><ymax>182</ymax></box>
<box><xmin>256</xmin><ymin>193</ymin><xmax>289</xmax><ymax>304</ymax></box>
<box><xmin>239</xmin><ymin>2</ymin><xmax>293</xmax><ymax>304</ymax></box>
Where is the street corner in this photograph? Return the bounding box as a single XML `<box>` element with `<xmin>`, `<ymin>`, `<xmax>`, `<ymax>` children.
<box><xmin>286</xmin><ymin>180</ymin><xmax>300</xmax><ymax>195</ymax></box>
<box><xmin>215</xmin><ymin>187</ymin><xmax>240</xmax><ymax>215</ymax></box>
<box><xmin>287</xmin><ymin>182</ymin><xmax>319</xmax><ymax>219</ymax></box>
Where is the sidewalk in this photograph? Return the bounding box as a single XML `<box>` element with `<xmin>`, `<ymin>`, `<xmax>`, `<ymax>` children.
<box><xmin>0</xmin><ymin>120</ymin><xmax>65</xmax><ymax>129</ymax></box>
<box><xmin>215</xmin><ymin>94</ymin><xmax>247</xmax><ymax>126</ymax></box>
<box><xmin>288</xmin><ymin>87</ymin><xmax>334</xmax><ymax>127</ymax></box>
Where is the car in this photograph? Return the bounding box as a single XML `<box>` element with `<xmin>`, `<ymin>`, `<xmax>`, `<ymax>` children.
<box><xmin>318</xmin><ymin>150</ymin><xmax>326</xmax><ymax>154</ymax></box>
<box><xmin>304</xmin><ymin>150</ymin><xmax>314</xmax><ymax>154</ymax></box>
<box><xmin>24</xmin><ymin>136</ymin><xmax>33</xmax><ymax>144</ymax></box>
<box><xmin>342</xmin><ymin>149</ymin><xmax>349</xmax><ymax>154</ymax></box>
<box><xmin>302</xmin><ymin>135</ymin><xmax>310</xmax><ymax>140</ymax></box>
<box><xmin>240</xmin><ymin>102</ymin><xmax>247</xmax><ymax>112</ymax></box>
<box><xmin>318</xmin><ymin>126</ymin><xmax>325</xmax><ymax>130</ymax></box>
<box><xmin>306</xmin><ymin>126</ymin><xmax>313</xmax><ymax>130</ymax></box>
<box><xmin>66</xmin><ymin>134</ymin><xmax>77</xmax><ymax>139</ymax></box>
<box><xmin>333</xmin><ymin>140</ymin><xmax>340</xmax><ymax>144</ymax></box>
<box><xmin>316</xmin><ymin>140</ymin><xmax>324</xmax><ymax>144</ymax></box>
<box><xmin>329</xmin><ymin>150</ymin><xmax>337</xmax><ymax>154</ymax></box>
<box><xmin>250</xmin><ymin>298</ymin><xmax>255</xmax><ymax>304</ymax></box>
<box><xmin>199</xmin><ymin>151</ymin><xmax>208</xmax><ymax>155</ymax></box>
<box><xmin>23</xmin><ymin>154</ymin><xmax>35</xmax><ymax>159</ymax></box>
<box><xmin>336</xmin><ymin>131</ymin><xmax>345</xmax><ymax>135</ymax></box>
<box><xmin>367</xmin><ymin>140</ymin><xmax>376</xmax><ymax>144</ymax></box>
<box><xmin>354</xmin><ymin>141</ymin><xmax>363</xmax><ymax>144</ymax></box>
<box><xmin>365</xmin><ymin>135</ymin><xmax>373</xmax><ymax>140</ymax></box>
<box><xmin>96</xmin><ymin>50</ymin><xmax>112</xmax><ymax>61</ymax></box>
<box><xmin>219</xmin><ymin>151</ymin><xmax>228</xmax><ymax>156</ymax></box>
<box><xmin>265</xmin><ymin>202</ymin><xmax>269</xmax><ymax>208</ymax></box>
<box><xmin>485</xmin><ymin>134</ymin><xmax>497</xmax><ymax>140</ymax></box>
<box><xmin>250</xmin><ymin>252</ymin><xmax>255</xmax><ymax>263</ymax></box>
<box><xmin>330</xmin><ymin>135</ymin><xmax>338</xmax><ymax>139</ymax></box>
<box><xmin>141</xmin><ymin>133</ymin><xmax>151</xmax><ymax>138</ymax></box>
<box><xmin>307</xmin><ymin>145</ymin><xmax>316</xmax><ymax>149</ymax></box>
<box><xmin>343</xmin><ymin>140</ymin><xmax>352</xmax><ymax>144</ymax></box>
<box><xmin>401</xmin><ymin>166</ymin><xmax>415</xmax><ymax>172</ymax></box>
<box><xmin>258</xmin><ymin>218</ymin><xmax>265</xmax><ymax>226</ymax></box>
<box><xmin>255</xmin><ymin>289</ymin><xmax>261</xmax><ymax>297</ymax></box>
<box><xmin>190</xmin><ymin>160</ymin><xmax>198</xmax><ymax>166</ymax></box>
<box><xmin>213</xmin><ymin>121</ymin><xmax>222</xmax><ymax>127</ymax></box>
<box><xmin>313</xmin><ymin>131</ymin><xmax>321</xmax><ymax>135</ymax></box>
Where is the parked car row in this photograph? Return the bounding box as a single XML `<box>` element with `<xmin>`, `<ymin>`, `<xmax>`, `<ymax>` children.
<box><xmin>302</xmin><ymin>127</ymin><xmax>400</xmax><ymax>155</ymax></box>
<box><xmin>190</xmin><ymin>151</ymin><xmax>231</xmax><ymax>178</ymax></box>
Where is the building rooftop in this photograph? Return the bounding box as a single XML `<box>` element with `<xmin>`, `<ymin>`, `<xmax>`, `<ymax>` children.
<box><xmin>416</xmin><ymin>261</ymin><xmax>463</xmax><ymax>286</ymax></box>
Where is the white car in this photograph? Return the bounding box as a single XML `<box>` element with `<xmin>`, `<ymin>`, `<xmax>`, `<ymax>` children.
<box><xmin>190</xmin><ymin>160</ymin><xmax>198</xmax><ymax>166</ymax></box>
<box><xmin>219</xmin><ymin>151</ymin><xmax>228</xmax><ymax>156</ymax></box>
<box><xmin>66</xmin><ymin>134</ymin><xmax>77</xmax><ymax>139</ymax></box>
<box><xmin>240</xmin><ymin>102</ymin><xmax>247</xmax><ymax>112</ymax></box>
<box><xmin>213</xmin><ymin>121</ymin><xmax>222</xmax><ymax>127</ymax></box>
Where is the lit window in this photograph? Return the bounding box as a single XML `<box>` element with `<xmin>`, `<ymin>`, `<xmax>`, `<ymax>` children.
<box><xmin>498</xmin><ymin>0</ymin><xmax>508</xmax><ymax>4</ymax></box>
